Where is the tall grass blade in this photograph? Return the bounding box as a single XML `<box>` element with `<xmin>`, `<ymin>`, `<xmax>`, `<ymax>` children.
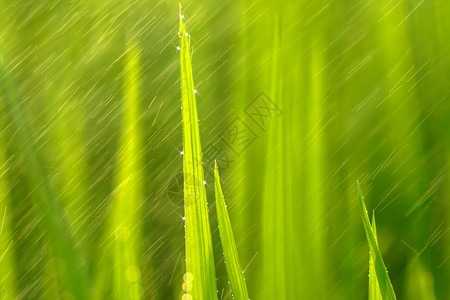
<box><xmin>214</xmin><ymin>162</ymin><xmax>249</xmax><ymax>300</ymax></box>
<box><xmin>369</xmin><ymin>211</ymin><xmax>382</xmax><ymax>300</ymax></box>
<box><xmin>306</xmin><ymin>37</ymin><xmax>329</xmax><ymax>297</ymax></box>
<box><xmin>179</xmin><ymin>4</ymin><xmax>217</xmax><ymax>300</ymax></box>
<box><xmin>110</xmin><ymin>43</ymin><xmax>144</xmax><ymax>299</ymax></box>
<box><xmin>357</xmin><ymin>183</ymin><xmax>396</xmax><ymax>300</ymax></box>
<box><xmin>261</xmin><ymin>16</ymin><xmax>288</xmax><ymax>299</ymax></box>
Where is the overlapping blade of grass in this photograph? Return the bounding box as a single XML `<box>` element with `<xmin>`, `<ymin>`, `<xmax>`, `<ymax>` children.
<box><xmin>214</xmin><ymin>162</ymin><xmax>249</xmax><ymax>300</ymax></box>
<box><xmin>357</xmin><ymin>183</ymin><xmax>396</xmax><ymax>300</ymax></box>
<box><xmin>369</xmin><ymin>212</ymin><xmax>382</xmax><ymax>300</ymax></box>
<box><xmin>0</xmin><ymin>129</ymin><xmax>17</xmax><ymax>300</ymax></box>
<box><xmin>0</xmin><ymin>55</ymin><xmax>89</xmax><ymax>299</ymax></box>
<box><xmin>110</xmin><ymin>43</ymin><xmax>144</xmax><ymax>300</ymax></box>
<box><xmin>179</xmin><ymin>5</ymin><xmax>217</xmax><ymax>300</ymax></box>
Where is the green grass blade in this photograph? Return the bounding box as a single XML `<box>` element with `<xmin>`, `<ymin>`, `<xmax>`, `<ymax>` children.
<box><xmin>369</xmin><ymin>211</ymin><xmax>382</xmax><ymax>300</ymax></box>
<box><xmin>261</xmin><ymin>16</ymin><xmax>288</xmax><ymax>300</ymax></box>
<box><xmin>214</xmin><ymin>162</ymin><xmax>249</xmax><ymax>300</ymax></box>
<box><xmin>306</xmin><ymin>37</ymin><xmax>329</xmax><ymax>297</ymax></box>
<box><xmin>357</xmin><ymin>183</ymin><xmax>396</xmax><ymax>300</ymax></box>
<box><xmin>110</xmin><ymin>43</ymin><xmax>144</xmax><ymax>300</ymax></box>
<box><xmin>179</xmin><ymin>5</ymin><xmax>217</xmax><ymax>300</ymax></box>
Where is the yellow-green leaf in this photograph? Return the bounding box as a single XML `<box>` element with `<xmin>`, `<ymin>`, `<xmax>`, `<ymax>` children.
<box><xmin>369</xmin><ymin>211</ymin><xmax>382</xmax><ymax>300</ymax></box>
<box><xmin>214</xmin><ymin>162</ymin><xmax>249</xmax><ymax>300</ymax></box>
<box><xmin>179</xmin><ymin>5</ymin><xmax>217</xmax><ymax>300</ymax></box>
<box><xmin>110</xmin><ymin>43</ymin><xmax>144</xmax><ymax>300</ymax></box>
<box><xmin>358</xmin><ymin>183</ymin><xmax>396</xmax><ymax>300</ymax></box>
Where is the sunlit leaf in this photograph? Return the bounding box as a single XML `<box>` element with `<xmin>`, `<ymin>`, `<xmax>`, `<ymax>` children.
<box><xmin>214</xmin><ymin>162</ymin><xmax>249</xmax><ymax>300</ymax></box>
<box><xmin>179</xmin><ymin>5</ymin><xmax>217</xmax><ymax>300</ymax></box>
<box><xmin>358</xmin><ymin>183</ymin><xmax>396</xmax><ymax>300</ymax></box>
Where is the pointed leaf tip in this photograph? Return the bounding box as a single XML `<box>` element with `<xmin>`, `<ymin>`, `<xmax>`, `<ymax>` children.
<box><xmin>358</xmin><ymin>184</ymin><xmax>396</xmax><ymax>300</ymax></box>
<box><xmin>214</xmin><ymin>169</ymin><xmax>249</xmax><ymax>300</ymax></box>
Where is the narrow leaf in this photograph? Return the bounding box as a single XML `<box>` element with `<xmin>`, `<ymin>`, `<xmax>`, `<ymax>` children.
<box><xmin>110</xmin><ymin>43</ymin><xmax>144</xmax><ymax>300</ymax></box>
<box><xmin>357</xmin><ymin>183</ymin><xmax>396</xmax><ymax>300</ymax></box>
<box><xmin>214</xmin><ymin>162</ymin><xmax>249</xmax><ymax>300</ymax></box>
<box><xmin>179</xmin><ymin>4</ymin><xmax>217</xmax><ymax>300</ymax></box>
<box><xmin>369</xmin><ymin>211</ymin><xmax>382</xmax><ymax>300</ymax></box>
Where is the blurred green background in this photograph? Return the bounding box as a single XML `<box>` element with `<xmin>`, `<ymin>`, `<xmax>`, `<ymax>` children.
<box><xmin>0</xmin><ymin>0</ymin><xmax>449</xmax><ymax>299</ymax></box>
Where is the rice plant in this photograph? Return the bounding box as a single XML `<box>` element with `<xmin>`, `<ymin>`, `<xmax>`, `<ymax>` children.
<box><xmin>110</xmin><ymin>42</ymin><xmax>144</xmax><ymax>299</ymax></box>
<box><xmin>0</xmin><ymin>0</ymin><xmax>448</xmax><ymax>299</ymax></box>
<box><xmin>358</xmin><ymin>183</ymin><xmax>396</xmax><ymax>300</ymax></box>
<box><xmin>368</xmin><ymin>212</ymin><xmax>382</xmax><ymax>300</ymax></box>
<box><xmin>214</xmin><ymin>162</ymin><xmax>249</xmax><ymax>300</ymax></box>
<box><xmin>179</xmin><ymin>5</ymin><xmax>217</xmax><ymax>299</ymax></box>
<box><xmin>179</xmin><ymin>7</ymin><xmax>251</xmax><ymax>300</ymax></box>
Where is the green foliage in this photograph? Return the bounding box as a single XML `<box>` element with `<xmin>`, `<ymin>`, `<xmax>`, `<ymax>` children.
<box><xmin>358</xmin><ymin>183</ymin><xmax>396</xmax><ymax>300</ymax></box>
<box><xmin>110</xmin><ymin>43</ymin><xmax>144</xmax><ymax>299</ymax></box>
<box><xmin>369</xmin><ymin>212</ymin><xmax>382</xmax><ymax>300</ymax></box>
<box><xmin>0</xmin><ymin>55</ymin><xmax>89</xmax><ymax>299</ymax></box>
<box><xmin>179</xmin><ymin>5</ymin><xmax>217</xmax><ymax>299</ymax></box>
<box><xmin>214</xmin><ymin>162</ymin><xmax>249</xmax><ymax>300</ymax></box>
<box><xmin>0</xmin><ymin>123</ymin><xmax>16</xmax><ymax>300</ymax></box>
<box><xmin>0</xmin><ymin>0</ymin><xmax>448</xmax><ymax>299</ymax></box>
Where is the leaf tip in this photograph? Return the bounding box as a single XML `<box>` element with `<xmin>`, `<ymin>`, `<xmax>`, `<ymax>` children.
<box><xmin>357</xmin><ymin>181</ymin><xmax>364</xmax><ymax>198</ymax></box>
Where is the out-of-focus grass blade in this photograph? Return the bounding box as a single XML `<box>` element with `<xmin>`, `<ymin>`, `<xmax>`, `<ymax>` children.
<box><xmin>261</xmin><ymin>16</ymin><xmax>288</xmax><ymax>299</ymax></box>
<box><xmin>179</xmin><ymin>4</ymin><xmax>217</xmax><ymax>300</ymax></box>
<box><xmin>357</xmin><ymin>183</ymin><xmax>396</xmax><ymax>300</ymax></box>
<box><xmin>110</xmin><ymin>43</ymin><xmax>144</xmax><ymax>299</ymax></box>
<box><xmin>214</xmin><ymin>162</ymin><xmax>249</xmax><ymax>300</ymax></box>
<box><xmin>0</xmin><ymin>54</ymin><xmax>89</xmax><ymax>299</ymax></box>
<box><xmin>0</xmin><ymin>130</ymin><xmax>17</xmax><ymax>300</ymax></box>
<box><xmin>306</xmin><ymin>37</ymin><xmax>329</xmax><ymax>297</ymax></box>
<box><xmin>369</xmin><ymin>211</ymin><xmax>382</xmax><ymax>300</ymax></box>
